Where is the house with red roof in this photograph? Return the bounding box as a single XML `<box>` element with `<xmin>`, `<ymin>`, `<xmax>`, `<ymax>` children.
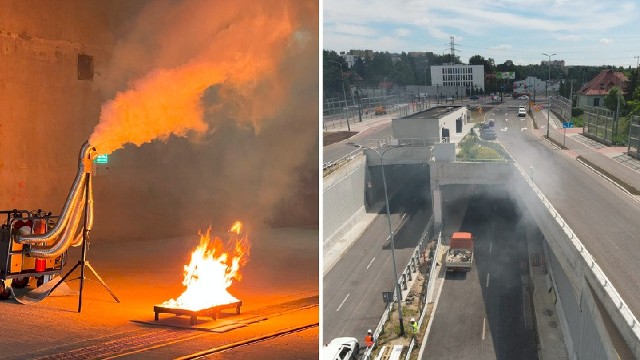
<box><xmin>576</xmin><ymin>69</ymin><xmax>628</xmax><ymax>108</ymax></box>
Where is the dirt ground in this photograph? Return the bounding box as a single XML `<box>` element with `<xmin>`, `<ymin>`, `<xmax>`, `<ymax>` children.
<box><xmin>374</xmin><ymin>241</ymin><xmax>438</xmax><ymax>359</ymax></box>
<box><xmin>323</xmin><ymin>131</ymin><xmax>358</xmax><ymax>146</ymax></box>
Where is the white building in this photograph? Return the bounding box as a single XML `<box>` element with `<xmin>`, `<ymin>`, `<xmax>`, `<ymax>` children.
<box><xmin>513</xmin><ymin>76</ymin><xmax>559</xmax><ymax>96</ymax></box>
<box><xmin>431</xmin><ymin>64</ymin><xmax>484</xmax><ymax>90</ymax></box>
<box><xmin>339</xmin><ymin>53</ymin><xmax>359</xmax><ymax>68</ymax></box>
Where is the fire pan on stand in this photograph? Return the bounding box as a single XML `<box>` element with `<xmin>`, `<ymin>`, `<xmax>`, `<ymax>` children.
<box><xmin>154</xmin><ymin>300</ymin><xmax>242</xmax><ymax>325</ymax></box>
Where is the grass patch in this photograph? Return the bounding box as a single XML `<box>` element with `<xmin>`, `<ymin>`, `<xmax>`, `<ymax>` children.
<box><xmin>457</xmin><ymin>129</ymin><xmax>511</xmax><ymax>161</ymax></box>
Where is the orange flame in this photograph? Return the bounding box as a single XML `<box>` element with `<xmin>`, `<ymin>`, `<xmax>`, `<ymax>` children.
<box><xmin>161</xmin><ymin>222</ymin><xmax>250</xmax><ymax>311</ymax></box>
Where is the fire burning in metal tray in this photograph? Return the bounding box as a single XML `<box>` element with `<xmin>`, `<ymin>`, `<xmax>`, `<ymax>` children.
<box><xmin>155</xmin><ymin>221</ymin><xmax>249</xmax><ymax>323</ymax></box>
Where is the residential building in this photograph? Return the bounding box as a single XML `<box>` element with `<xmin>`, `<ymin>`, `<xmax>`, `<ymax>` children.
<box><xmin>576</xmin><ymin>69</ymin><xmax>628</xmax><ymax>108</ymax></box>
<box><xmin>339</xmin><ymin>52</ymin><xmax>359</xmax><ymax>68</ymax></box>
<box><xmin>431</xmin><ymin>64</ymin><xmax>484</xmax><ymax>91</ymax></box>
<box><xmin>541</xmin><ymin>59</ymin><xmax>565</xmax><ymax>68</ymax></box>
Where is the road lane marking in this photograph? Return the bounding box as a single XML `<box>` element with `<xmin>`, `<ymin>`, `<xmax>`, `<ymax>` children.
<box><xmin>486</xmin><ymin>273</ymin><xmax>490</xmax><ymax>288</ymax></box>
<box><xmin>489</xmin><ymin>241</ymin><xmax>492</xmax><ymax>253</ymax></box>
<box><xmin>401</xmin><ymin>213</ymin><xmax>407</xmax><ymax>219</ymax></box>
<box><xmin>367</xmin><ymin>257</ymin><xmax>376</xmax><ymax>270</ymax></box>
<box><xmin>482</xmin><ymin>318</ymin><xmax>486</xmax><ymax>340</ymax></box>
<box><xmin>336</xmin><ymin>294</ymin><xmax>350</xmax><ymax>312</ymax></box>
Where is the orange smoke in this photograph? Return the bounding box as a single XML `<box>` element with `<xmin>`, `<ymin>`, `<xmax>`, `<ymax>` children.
<box><xmin>89</xmin><ymin>1</ymin><xmax>298</xmax><ymax>155</ymax></box>
<box><xmin>161</xmin><ymin>222</ymin><xmax>250</xmax><ymax>311</ymax></box>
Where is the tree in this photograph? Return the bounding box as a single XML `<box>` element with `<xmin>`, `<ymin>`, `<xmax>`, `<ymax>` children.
<box><xmin>353</xmin><ymin>57</ymin><xmax>366</xmax><ymax>80</ymax></box>
<box><xmin>604</xmin><ymin>87</ymin><xmax>624</xmax><ymax>112</ymax></box>
<box><xmin>469</xmin><ymin>55</ymin><xmax>486</xmax><ymax>66</ymax></box>
<box><xmin>625</xmin><ymin>68</ymin><xmax>639</xmax><ymax>102</ymax></box>
<box><xmin>323</xmin><ymin>50</ymin><xmax>349</xmax><ymax>102</ymax></box>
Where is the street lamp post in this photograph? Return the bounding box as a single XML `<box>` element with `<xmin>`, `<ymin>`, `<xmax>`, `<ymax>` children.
<box><xmin>542</xmin><ymin>53</ymin><xmax>556</xmax><ymax>138</ymax></box>
<box><xmin>348</xmin><ymin>142</ymin><xmax>405</xmax><ymax>336</ymax></box>
<box><xmin>329</xmin><ymin>59</ymin><xmax>351</xmax><ymax>132</ymax></box>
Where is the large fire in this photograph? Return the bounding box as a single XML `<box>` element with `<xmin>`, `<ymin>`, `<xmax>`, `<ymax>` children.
<box><xmin>161</xmin><ymin>221</ymin><xmax>249</xmax><ymax>311</ymax></box>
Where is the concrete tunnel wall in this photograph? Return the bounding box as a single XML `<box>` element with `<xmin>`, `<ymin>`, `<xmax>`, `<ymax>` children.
<box><xmin>323</xmin><ymin>155</ymin><xmax>367</xmax><ymax>244</ymax></box>
<box><xmin>510</xmin><ymin>165</ymin><xmax>639</xmax><ymax>359</ymax></box>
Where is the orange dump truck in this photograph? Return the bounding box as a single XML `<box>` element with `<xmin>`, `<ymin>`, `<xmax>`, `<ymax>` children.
<box><xmin>445</xmin><ymin>232</ymin><xmax>474</xmax><ymax>272</ymax></box>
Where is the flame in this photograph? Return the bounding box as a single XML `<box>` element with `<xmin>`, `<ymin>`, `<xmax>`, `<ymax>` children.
<box><xmin>161</xmin><ymin>222</ymin><xmax>250</xmax><ymax>311</ymax></box>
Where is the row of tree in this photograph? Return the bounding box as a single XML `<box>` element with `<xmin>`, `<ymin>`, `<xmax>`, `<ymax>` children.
<box><xmin>323</xmin><ymin>50</ymin><xmax>632</xmax><ymax>101</ymax></box>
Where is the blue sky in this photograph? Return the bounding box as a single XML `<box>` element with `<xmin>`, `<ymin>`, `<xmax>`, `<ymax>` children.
<box><xmin>323</xmin><ymin>0</ymin><xmax>640</xmax><ymax>67</ymax></box>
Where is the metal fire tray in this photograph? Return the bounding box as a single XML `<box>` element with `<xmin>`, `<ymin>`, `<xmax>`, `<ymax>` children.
<box><xmin>153</xmin><ymin>301</ymin><xmax>242</xmax><ymax>325</ymax></box>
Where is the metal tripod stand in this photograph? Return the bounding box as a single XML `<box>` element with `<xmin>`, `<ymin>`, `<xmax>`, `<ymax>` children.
<box><xmin>47</xmin><ymin>171</ymin><xmax>119</xmax><ymax>312</ymax></box>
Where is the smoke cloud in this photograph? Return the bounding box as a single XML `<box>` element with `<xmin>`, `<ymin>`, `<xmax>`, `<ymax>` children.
<box><xmin>90</xmin><ymin>0</ymin><xmax>318</xmax><ymax>237</ymax></box>
<box><xmin>90</xmin><ymin>0</ymin><xmax>302</xmax><ymax>155</ymax></box>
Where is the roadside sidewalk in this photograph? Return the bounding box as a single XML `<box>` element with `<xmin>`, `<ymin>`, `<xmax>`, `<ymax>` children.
<box><xmin>533</xmin><ymin>110</ymin><xmax>640</xmax><ymax>195</ymax></box>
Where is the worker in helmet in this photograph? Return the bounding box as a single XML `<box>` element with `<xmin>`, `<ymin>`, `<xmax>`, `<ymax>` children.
<box><xmin>409</xmin><ymin>318</ymin><xmax>418</xmax><ymax>338</ymax></box>
<box><xmin>364</xmin><ymin>329</ymin><xmax>375</xmax><ymax>348</ymax></box>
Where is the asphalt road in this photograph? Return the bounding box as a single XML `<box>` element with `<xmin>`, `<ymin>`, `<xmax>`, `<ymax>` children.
<box><xmin>423</xmin><ymin>187</ymin><xmax>537</xmax><ymax>360</ymax></box>
<box><xmin>323</xmin><ymin>172</ymin><xmax>431</xmax><ymax>344</ymax></box>
<box><xmin>492</xmin><ymin>99</ymin><xmax>640</xmax><ymax>320</ymax></box>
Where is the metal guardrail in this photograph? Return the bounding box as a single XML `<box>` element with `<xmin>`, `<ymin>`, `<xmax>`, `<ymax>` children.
<box><xmin>363</xmin><ymin>216</ymin><xmax>436</xmax><ymax>360</ymax></box>
<box><xmin>403</xmin><ymin>228</ymin><xmax>442</xmax><ymax>360</ymax></box>
<box><xmin>322</xmin><ymin>148</ymin><xmax>362</xmax><ymax>176</ymax></box>
<box><xmin>513</xmin><ymin>161</ymin><xmax>640</xmax><ymax>351</ymax></box>
<box><xmin>323</xmin><ymin>101</ymin><xmax>432</xmax><ymax>131</ymax></box>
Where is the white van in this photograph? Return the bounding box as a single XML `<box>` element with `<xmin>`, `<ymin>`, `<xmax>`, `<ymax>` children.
<box><xmin>323</xmin><ymin>337</ymin><xmax>360</xmax><ymax>360</ymax></box>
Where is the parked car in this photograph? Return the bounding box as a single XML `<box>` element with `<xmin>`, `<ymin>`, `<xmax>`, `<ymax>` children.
<box><xmin>323</xmin><ymin>337</ymin><xmax>360</xmax><ymax>360</ymax></box>
<box><xmin>470</xmin><ymin>95</ymin><xmax>480</xmax><ymax>100</ymax></box>
<box><xmin>374</xmin><ymin>106</ymin><xmax>387</xmax><ymax>115</ymax></box>
<box><xmin>480</xmin><ymin>128</ymin><xmax>497</xmax><ymax>140</ymax></box>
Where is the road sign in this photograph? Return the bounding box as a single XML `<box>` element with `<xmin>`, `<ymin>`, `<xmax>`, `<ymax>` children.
<box><xmin>562</xmin><ymin>122</ymin><xmax>574</xmax><ymax>128</ymax></box>
<box><xmin>496</xmin><ymin>72</ymin><xmax>516</xmax><ymax>80</ymax></box>
<box><xmin>382</xmin><ymin>292</ymin><xmax>394</xmax><ymax>304</ymax></box>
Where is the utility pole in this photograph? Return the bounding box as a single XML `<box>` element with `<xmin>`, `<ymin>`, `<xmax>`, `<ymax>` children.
<box><xmin>542</xmin><ymin>53</ymin><xmax>556</xmax><ymax>98</ymax></box>
<box><xmin>329</xmin><ymin>59</ymin><xmax>351</xmax><ymax>132</ymax></box>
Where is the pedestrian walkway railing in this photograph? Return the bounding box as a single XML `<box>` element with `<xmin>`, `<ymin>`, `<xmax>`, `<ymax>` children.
<box><xmin>583</xmin><ymin>106</ymin><xmax>616</xmax><ymax>145</ymax></box>
<box><xmin>550</xmin><ymin>94</ymin><xmax>572</xmax><ymax>123</ymax></box>
<box><xmin>628</xmin><ymin>115</ymin><xmax>640</xmax><ymax>159</ymax></box>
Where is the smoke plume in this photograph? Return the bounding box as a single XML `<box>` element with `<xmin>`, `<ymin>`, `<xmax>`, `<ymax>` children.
<box><xmin>90</xmin><ymin>0</ymin><xmax>318</xmax><ymax>236</ymax></box>
<box><xmin>90</xmin><ymin>0</ymin><xmax>302</xmax><ymax>155</ymax></box>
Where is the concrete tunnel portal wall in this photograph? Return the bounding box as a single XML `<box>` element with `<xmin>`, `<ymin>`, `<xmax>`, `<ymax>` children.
<box><xmin>323</xmin><ymin>157</ymin><xmax>640</xmax><ymax>359</ymax></box>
